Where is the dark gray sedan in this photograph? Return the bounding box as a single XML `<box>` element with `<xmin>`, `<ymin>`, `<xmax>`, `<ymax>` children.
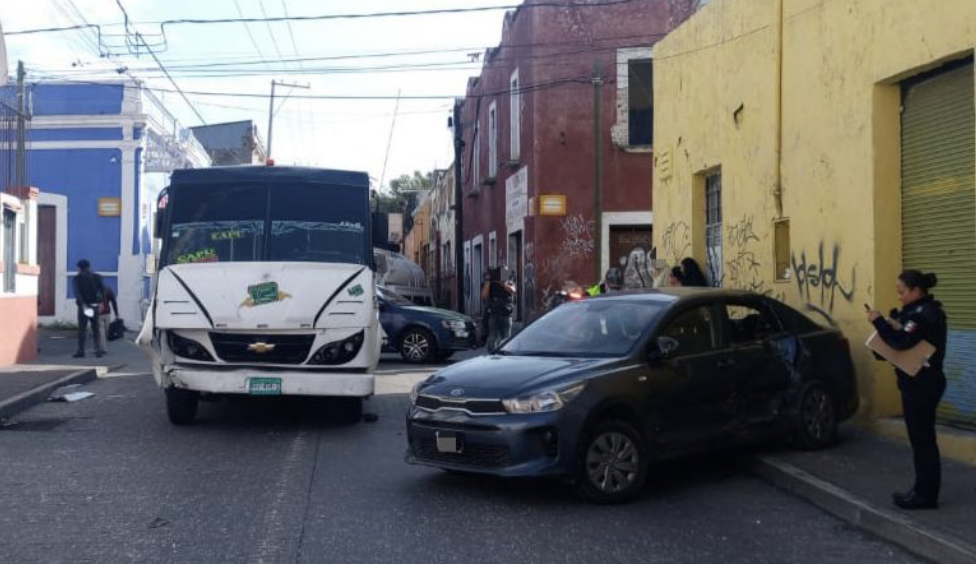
<box><xmin>406</xmin><ymin>289</ymin><xmax>858</xmax><ymax>503</ymax></box>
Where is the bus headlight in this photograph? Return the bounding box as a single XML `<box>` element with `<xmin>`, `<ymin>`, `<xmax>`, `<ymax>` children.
<box><xmin>309</xmin><ymin>331</ymin><xmax>365</xmax><ymax>365</ymax></box>
<box><xmin>166</xmin><ymin>332</ymin><xmax>215</xmax><ymax>362</ymax></box>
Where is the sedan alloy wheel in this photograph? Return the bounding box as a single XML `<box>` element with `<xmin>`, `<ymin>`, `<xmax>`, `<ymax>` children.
<box><xmin>576</xmin><ymin>420</ymin><xmax>648</xmax><ymax>504</ymax></box>
<box><xmin>400</xmin><ymin>328</ymin><xmax>436</xmax><ymax>363</ymax></box>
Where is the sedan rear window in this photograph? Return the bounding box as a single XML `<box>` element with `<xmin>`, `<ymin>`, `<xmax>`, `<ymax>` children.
<box><xmin>501</xmin><ymin>300</ymin><xmax>665</xmax><ymax>357</ymax></box>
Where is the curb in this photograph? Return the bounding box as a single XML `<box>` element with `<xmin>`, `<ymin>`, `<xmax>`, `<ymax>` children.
<box><xmin>0</xmin><ymin>369</ymin><xmax>98</xmax><ymax>420</ymax></box>
<box><xmin>750</xmin><ymin>455</ymin><xmax>976</xmax><ymax>564</ymax></box>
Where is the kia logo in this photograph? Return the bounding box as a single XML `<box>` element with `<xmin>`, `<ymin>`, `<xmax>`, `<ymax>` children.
<box><xmin>449</xmin><ymin>388</ymin><xmax>465</xmax><ymax>397</ymax></box>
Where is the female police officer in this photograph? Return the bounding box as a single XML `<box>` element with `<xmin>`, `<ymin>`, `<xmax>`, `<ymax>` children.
<box><xmin>866</xmin><ymin>270</ymin><xmax>947</xmax><ymax>510</ymax></box>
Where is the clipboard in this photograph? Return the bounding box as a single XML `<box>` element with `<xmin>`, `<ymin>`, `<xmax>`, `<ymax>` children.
<box><xmin>865</xmin><ymin>331</ymin><xmax>936</xmax><ymax>377</ymax></box>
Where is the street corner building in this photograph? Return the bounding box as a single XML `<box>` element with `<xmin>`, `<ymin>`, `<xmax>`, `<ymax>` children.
<box><xmin>652</xmin><ymin>0</ymin><xmax>976</xmax><ymax>432</ymax></box>
<box><xmin>456</xmin><ymin>0</ymin><xmax>702</xmax><ymax>322</ymax></box>
<box><xmin>0</xmin><ymin>80</ymin><xmax>211</xmax><ymax>328</ymax></box>
<box><xmin>0</xmin><ymin>186</ymin><xmax>40</xmax><ymax>365</ymax></box>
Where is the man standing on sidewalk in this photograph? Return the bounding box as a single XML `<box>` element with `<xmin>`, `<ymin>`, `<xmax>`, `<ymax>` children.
<box><xmin>482</xmin><ymin>266</ymin><xmax>516</xmax><ymax>351</ymax></box>
<box><xmin>73</xmin><ymin>259</ymin><xmax>105</xmax><ymax>358</ymax></box>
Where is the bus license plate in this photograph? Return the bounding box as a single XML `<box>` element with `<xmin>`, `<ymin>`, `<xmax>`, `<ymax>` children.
<box><xmin>248</xmin><ymin>377</ymin><xmax>282</xmax><ymax>396</ymax></box>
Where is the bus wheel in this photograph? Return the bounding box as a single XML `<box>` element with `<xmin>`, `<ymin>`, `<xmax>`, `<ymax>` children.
<box><xmin>336</xmin><ymin>397</ymin><xmax>363</xmax><ymax>424</ymax></box>
<box><xmin>165</xmin><ymin>387</ymin><xmax>199</xmax><ymax>425</ymax></box>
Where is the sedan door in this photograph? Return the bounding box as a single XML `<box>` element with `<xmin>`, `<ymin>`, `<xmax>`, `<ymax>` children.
<box><xmin>644</xmin><ymin>302</ymin><xmax>741</xmax><ymax>449</ymax></box>
<box><xmin>721</xmin><ymin>298</ymin><xmax>795</xmax><ymax>427</ymax></box>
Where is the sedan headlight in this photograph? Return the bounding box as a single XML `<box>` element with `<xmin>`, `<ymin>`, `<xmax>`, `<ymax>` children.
<box><xmin>442</xmin><ymin>319</ymin><xmax>467</xmax><ymax>331</ymax></box>
<box><xmin>309</xmin><ymin>331</ymin><xmax>365</xmax><ymax>365</ymax></box>
<box><xmin>502</xmin><ymin>383</ymin><xmax>586</xmax><ymax>414</ymax></box>
<box><xmin>410</xmin><ymin>380</ymin><xmax>425</xmax><ymax>404</ymax></box>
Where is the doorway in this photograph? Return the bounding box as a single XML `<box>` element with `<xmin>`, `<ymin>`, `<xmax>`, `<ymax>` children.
<box><xmin>37</xmin><ymin>205</ymin><xmax>57</xmax><ymax>315</ymax></box>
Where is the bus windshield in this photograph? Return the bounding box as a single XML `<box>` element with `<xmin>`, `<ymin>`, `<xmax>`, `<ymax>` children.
<box><xmin>162</xmin><ymin>183</ymin><xmax>369</xmax><ymax>267</ymax></box>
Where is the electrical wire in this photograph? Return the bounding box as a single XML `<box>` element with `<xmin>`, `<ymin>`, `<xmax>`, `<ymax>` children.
<box><xmin>28</xmin><ymin>69</ymin><xmax>598</xmax><ymax>101</ymax></box>
<box><xmin>107</xmin><ymin>0</ymin><xmax>208</xmax><ymax>124</ymax></box>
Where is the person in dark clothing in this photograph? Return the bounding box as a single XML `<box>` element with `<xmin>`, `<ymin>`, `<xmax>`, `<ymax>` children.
<box><xmin>482</xmin><ymin>266</ymin><xmax>516</xmax><ymax>351</ymax></box>
<box><xmin>669</xmin><ymin>266</ymin><xmax>685</xmax><ymax>287</ymax></box>
<box><xmin>867</xmin><ymin>270</ymin><xmax>947</xmax><ymax>510</ymax></box>
<box><xmin>98</xmin><ymin>286</ymin><xmax>120</xmax><ymax>353</ymax></box>
<box><xmin>679</xmin><ymin>258</ymin><xmax>709</xmax><ymax>287</ymax></box>
<box><xmin>73</xmin><ymin>259</ymin><xmax>106</xmax><ymax>358</ymax></box>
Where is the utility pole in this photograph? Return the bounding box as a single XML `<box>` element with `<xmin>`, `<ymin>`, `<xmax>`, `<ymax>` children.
<box><xmin>15</xmin><ymin>61</ymin><xmax>27</xmax><ymax>187</ymax></box>
<box><xmin>266</xmin><ymin>80</ymin><xmax>309</xmax><ymax>159</ymax></box>
<box><xmin>452</xmin><ymin>100</ymin><xmax>465</xmax><ymax>313</ymax></box>
<box><xmin>592</xmin><ymin>61</ymin><xmax>604</xmax><ymax>283</ymax></box>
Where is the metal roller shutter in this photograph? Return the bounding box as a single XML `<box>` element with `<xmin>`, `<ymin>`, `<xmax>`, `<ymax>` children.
<box><xmin>901</xmin><ymin>60</ymin><xmax>976</xmax><ymax>429</ymax></box>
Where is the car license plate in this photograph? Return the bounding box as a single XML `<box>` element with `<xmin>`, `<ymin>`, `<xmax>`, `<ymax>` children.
<box><xmin>435</xmin><ymin>431</ymin><xmax>463</xmax><ymax>454</ymax></box>
<box><xmin>248</xmin><ymin>377</ymin><xmax>282</xmax><ymax>396</ymax></box>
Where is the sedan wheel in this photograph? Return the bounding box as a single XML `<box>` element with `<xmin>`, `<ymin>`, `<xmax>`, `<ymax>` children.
<box><xmin>400</xmin><ymin>328</ymin><xmax>436</xmax><ymax>364</ymax></box>
<box><xmin>794</xmin><ymin>382</ymin><xmax>838</xmax><ymax>450</ymax></box>
<box><xmin>576</xmin><ymin>420</ymin><xmax>648</xmax><ymax>504</ymax></box>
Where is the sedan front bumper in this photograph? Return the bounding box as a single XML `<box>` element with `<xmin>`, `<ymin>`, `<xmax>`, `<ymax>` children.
<box><xmin>405</xmin><ymin>405</ymin><xmax>585</xmax><ymax>479</ymax></box>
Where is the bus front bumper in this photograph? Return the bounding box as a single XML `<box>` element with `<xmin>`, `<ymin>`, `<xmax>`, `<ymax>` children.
<box><xmin>164</xmin><ymin>364</ymin><xmax>374</xmax><ymax>398</ymax></box>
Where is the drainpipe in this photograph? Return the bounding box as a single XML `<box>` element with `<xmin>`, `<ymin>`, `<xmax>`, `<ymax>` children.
<box><xmin>593</xmin><ymin>60</ymin><xmax>605</xmax><ymax>282</ymax></box>
<box><xmin>452</xmin><ymin>100</ymin><xmax>465</xmax><ymax>313</ymax></box>
<box><xmin>773</xmin><ymin>0</ymin><xmax>785</xmax><ymax>218</ymax></box>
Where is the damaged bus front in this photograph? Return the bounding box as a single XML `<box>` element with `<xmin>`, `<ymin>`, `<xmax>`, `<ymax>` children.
<box><xmin>137</xmin><ymin>166</ymin><xmax>380</xmax><ymax>425</ymax></box>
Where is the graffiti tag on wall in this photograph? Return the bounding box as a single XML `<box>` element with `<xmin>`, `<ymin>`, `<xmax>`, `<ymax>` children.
<box><xmin>661</xmin><ymin>221</ymin><xmax>691</xmax><ymax>264</ymax></box>
<box><xmin>560</xmin><ymin>214</ymin><xmax>595</xmax><ymax>257</ymax></box>
<box><xmin>723</xmin><ymin>214</ymin><xmax>768</xmax><ymax>295</ymax></box>
<box><xmin>791</xmin><ymin>243</ymin><xmax>856</xmax><ymax>312</ymax></box>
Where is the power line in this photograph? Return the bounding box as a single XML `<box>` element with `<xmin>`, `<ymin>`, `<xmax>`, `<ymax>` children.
<box><xmin>233</xmin><ymin>0</ymin><xmax>271</xmax><ymax>67</ymax></box>
<box><xmin>108</xmin><ymin>0</ymin><xmax>207</xmax><ymax>125</ymax></box>
<box><xmin>7</xmin><ymin>0</ymin><xmax>642</xmax><ymax>36</ymax></box>
<box><xmin>29</xmin><ymin>70</ymin><xmax>598</xmax><ymax>101</ymax></box>
<box><xmin>257</xmin><ymin>0</ymin><xmax>289</xmax><ymax>65</ymax></box>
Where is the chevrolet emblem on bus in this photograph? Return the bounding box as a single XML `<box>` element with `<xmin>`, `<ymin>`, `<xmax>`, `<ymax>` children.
<box><xmin>247</xmin><ymin>342</ymin><xmax>277</xmax><ymax>354</ymax></box>
<box><xmin>240</xmin><ymin>281</ymin><xmax>292</xmax><ymax>308</ymax></box>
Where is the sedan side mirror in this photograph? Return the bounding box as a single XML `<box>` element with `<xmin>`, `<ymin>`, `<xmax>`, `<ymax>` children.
<box><xmin>648</xmin><ymin>336</ymin><xmax>680</xmax><ymax>362</ymax></box>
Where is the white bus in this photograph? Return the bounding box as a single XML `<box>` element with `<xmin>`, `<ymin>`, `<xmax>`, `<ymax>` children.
<box><xmin>137</xmin><ymin>166</ymin><xmax>381</xmax><ymax>425</ymax></box>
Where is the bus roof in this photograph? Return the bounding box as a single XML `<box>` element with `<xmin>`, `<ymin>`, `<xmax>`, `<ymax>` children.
<box><xmin>169</xmin><ymin>166</ymin><xmax>370</xmax><ymax>189</ymax></box>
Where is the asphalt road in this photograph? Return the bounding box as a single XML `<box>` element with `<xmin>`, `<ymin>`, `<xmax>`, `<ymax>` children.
<box><xmin>0</xmin><ymin>361</ymin><xmax>924</xmax><ymax>564</ymax></box>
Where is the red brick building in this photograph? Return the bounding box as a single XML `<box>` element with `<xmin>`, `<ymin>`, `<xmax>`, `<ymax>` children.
<box><xmin>457</xmin><ymin>0</ymin><xmax>699</xmax><ymax>320</ymax></box>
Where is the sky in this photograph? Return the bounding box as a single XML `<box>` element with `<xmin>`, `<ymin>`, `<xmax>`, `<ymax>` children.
<box><xmin>0</xmin><ymin>0</ymin><xmax>515</xmax><ymax>189</ymax></box>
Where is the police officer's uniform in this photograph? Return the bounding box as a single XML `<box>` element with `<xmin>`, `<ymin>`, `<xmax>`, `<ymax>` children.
<box><xmin>872</xmin><ymin>294</ymin><xmax>948</xmax><ymax>506</ymax></box>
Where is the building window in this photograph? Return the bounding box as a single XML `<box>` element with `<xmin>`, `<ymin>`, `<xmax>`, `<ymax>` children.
<box><xmin>628</xmin><ymin>59</ymin><xmax>653</xmax><ymax>146</ymax></box>
<box><xmin>489</xmin><ymin>231</ymin><xmax>497</xmax><ymax>268</ymax></box>
<box><xmin>488</xmin><ymin>101</ymin><xmax>498</xmax><ymax>175</ymax></box>
<box><xmin>472</xmin><ymin>121</ymin><xmax>481</xmax><ymax>188</ymax></box>
<box><xmin>510</xmin><ymin>69</ymin><xmax>521</xmax><ymax>160</ymax></box>
<box><xmin>774</xmin><ymin>219</ymin><xmax>791</xmax><ymax>281</ymax></box>
<box><xmin>3</xmin><ymin>209</ymin><xmax>16</xmax><ymax>293</ymax></box>
<box><xmin>704</xmin><ymin>171</ymin><xmax>723</xmax><ymax>287</ymax></box>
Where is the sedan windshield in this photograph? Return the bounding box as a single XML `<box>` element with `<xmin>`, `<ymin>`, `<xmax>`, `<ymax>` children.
<box><xmin>501</xmin><ymin>299</ymin><xmax>666</xmax><ymax>357</ymax></box>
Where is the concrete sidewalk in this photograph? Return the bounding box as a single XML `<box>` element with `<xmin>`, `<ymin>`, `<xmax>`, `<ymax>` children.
<box><xmin>0</xmin><ymin>328</ymin><xmax>149</xmax><ymax>420</ymax></box>
<box><xmin>751</xmin><ymin>428</ymin><xmax>976</xmax><ymax>564</ymax></box>
<box><xmin>0</xmin><ymin>366</ymin><xmax>96</xmax><ymax>419</ymax></box>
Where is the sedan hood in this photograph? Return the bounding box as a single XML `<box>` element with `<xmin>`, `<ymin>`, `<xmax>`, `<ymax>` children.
<box><xmin>402</xmin><ymin>305</ymin><xmax>471</xmax><ymax>322</ymax></box>
<box><xmin>420</xmin><ymin>355</ymin><xmax>610</xmax><ymax>398</ymax></box>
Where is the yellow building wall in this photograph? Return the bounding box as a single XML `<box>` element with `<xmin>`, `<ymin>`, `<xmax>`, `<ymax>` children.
<box><xmin>653</xmin><ymin>0</ymin><xmax>976</xmax><ymax>420</ymax></box>
<box><xmin>405</xmin><ymin>200</ymin><xmax>432</xmax><ymax>266</ymax></box>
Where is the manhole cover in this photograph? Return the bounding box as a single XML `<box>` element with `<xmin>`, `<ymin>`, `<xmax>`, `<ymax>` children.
<box><xmin>0</xmin><ymin>418</ymin><xmax>67</xmax><ymax>432</ymax></box>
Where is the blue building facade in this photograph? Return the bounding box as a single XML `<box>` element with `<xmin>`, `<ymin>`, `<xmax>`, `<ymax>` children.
<box><xmin>1</xmin><ymin>80</ymin><xmax>210</xmax><ymax>325</ymax></box>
